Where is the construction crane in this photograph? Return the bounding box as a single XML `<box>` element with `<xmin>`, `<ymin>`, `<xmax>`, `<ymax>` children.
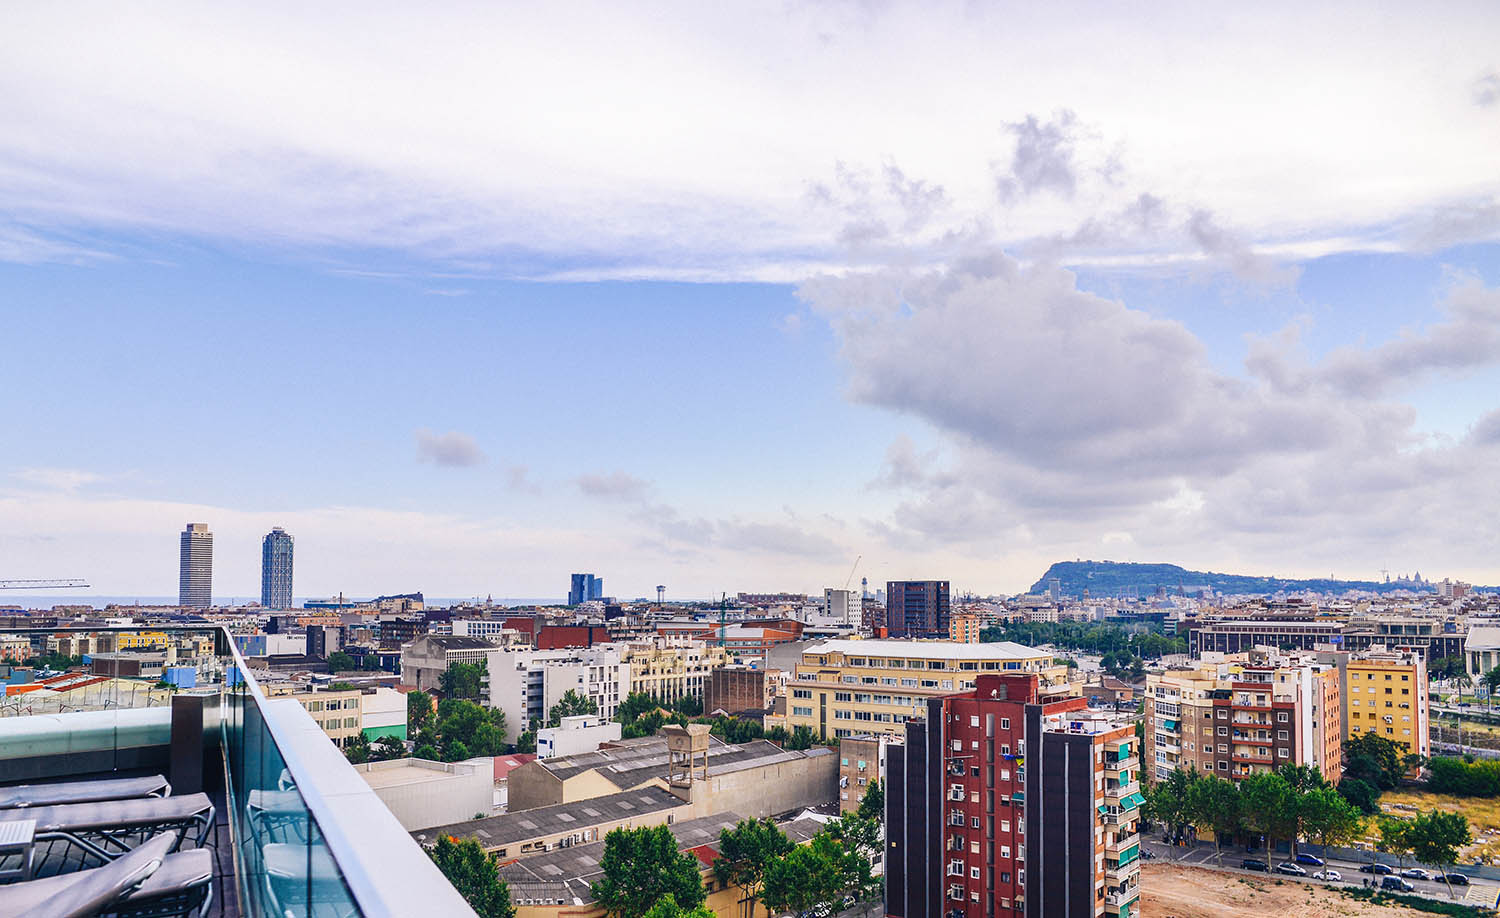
<box><xmin>0</xmin><ymin>579</ymin><xmax>89</xmax><ymax>590</ymax></box>
<box><xmin>842</xmin><ymin>555</ymin><xmax>862</xmax><ymax>591</ymax></box>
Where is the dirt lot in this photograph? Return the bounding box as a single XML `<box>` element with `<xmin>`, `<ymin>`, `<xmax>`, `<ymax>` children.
<box><xmin>1140</xmin><ymin>863</ymin><xmax>1438</xmax><ymax>918</ymax></box>
<box><xmin>1367</xmin><ymin>788</ymin><xmax>1500</xmax><ymax>864</ymax></box>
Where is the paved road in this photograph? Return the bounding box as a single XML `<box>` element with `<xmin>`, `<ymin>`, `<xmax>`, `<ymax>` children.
<box><xmin>1141</xmin><ymin>836</ymin><xmax>1498</xmax><ymax>906</ymax></box>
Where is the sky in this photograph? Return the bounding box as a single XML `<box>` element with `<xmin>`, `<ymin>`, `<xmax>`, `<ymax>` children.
<box><xmin>2</xmin><ymin>1</ymin><xmax>1499</xmax><ymax>600</ymax></box>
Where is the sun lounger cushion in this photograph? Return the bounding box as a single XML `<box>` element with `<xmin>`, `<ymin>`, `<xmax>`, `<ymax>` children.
<box><xmin>0</xmin><ymin>831</ymin><xmax>172</xmax><ymax>918</ymax></box>
<box><xmin>0</xmin><ymin>776</ymin><xmax>170</xmax><ymax>810</ymax></box>
<box><xmin>0</xmin><ymin>793</ymin><xmax>211</xmax><ymax>836</ymax></box>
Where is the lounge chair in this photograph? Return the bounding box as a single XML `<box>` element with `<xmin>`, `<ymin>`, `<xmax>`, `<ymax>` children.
<box><xmin>0</xmin><ymin>793</ymin><xmax>213</xmax><ymax>879</ymax></box>
<box><xmin>0</xmin><ymin>776</ymin><xmax>171</xmax><ymax>810</ymax></box>
<box><xmin>0</xmin><ymin>831</ymin><xmax>175</xmax><ymax>918</ymax></box>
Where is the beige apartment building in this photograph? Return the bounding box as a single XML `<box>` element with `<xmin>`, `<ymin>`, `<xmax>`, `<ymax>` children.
<box><xmin>619</xmin><ymin>637</ymin><xmax>728</xmax><ymax>704</ymax></box>
<box><xmin>289</xmin><ymin>687</ymin><xmax>365</xmax><ymax>749</ymax></box>
<box><xmin>782</xmin><ymin>638</ymin><xmax>1071</xmax><ymax>740</ymax></box>
<box><xmin>1145</xmin><ymin>649</ymin><xmax>1343</xmax><ymax>785</ymax></box>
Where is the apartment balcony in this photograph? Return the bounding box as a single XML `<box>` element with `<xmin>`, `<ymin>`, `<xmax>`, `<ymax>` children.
<box><xmin>1230</xmin><ymin>732</ymin><xmax>1273</xmax><ymax>745</ymax></box>
<box><xmin>1104</xmin><ymin>755</ymin><xmax>1138</xmax><ymax>776</ymax></box>
<box><xmin>1105</xmin><ymin>887</ymin><xmax>1141</xmax><ymax>918</ymax></box>
<box><xmin>1105</xmin><ymin>832</ymin><xmax>1141</xmax><ymax>859</ymax></box>
<box><xmin>1151</xmin><ymin>739</ymin><xmax>1181</xmax><ymax>756</ymax></box>
<box><xmin>1105</xmin><ymin>846</ymin><xmax>1141</xmax><ymax>881</ymax></box>
<box><xmin>0</xmin><ymin>625</ymin><xmax>474</xmax><ymax>918</ymax></box>
<box><xmin>1231</xmin><ymin>750</ymin><xmax>1274</xmax><ymax>764</ymax></box>
<box><xmin>1104</xmin><ymin>780</ymin><xmax>1141</xmax><ymax>800</ymax></box>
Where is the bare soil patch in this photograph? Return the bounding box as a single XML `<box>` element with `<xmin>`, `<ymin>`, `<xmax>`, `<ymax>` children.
<box><xmin>1141</xmin><ymin>862</ymin><xmax>1437</xmax><ymax>918</ymax></box>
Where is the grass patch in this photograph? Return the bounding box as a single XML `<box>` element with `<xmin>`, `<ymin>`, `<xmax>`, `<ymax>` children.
<box><xmin>1371</xmin><ymin>789</ymin><xmax>1500</xmax><ymax>864</ymax></box>
<box><xmin>1339</xmin><ymin>886</ymin><xmax>1491</xmax><ymax>917</ymax></box>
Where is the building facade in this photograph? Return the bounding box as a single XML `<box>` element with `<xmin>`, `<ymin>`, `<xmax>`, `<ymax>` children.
<box><xmin>784</xmin><ymin>639</ymin><xmax>1072</xmax><ymax>740</ymax></box>
<box><xmin>886</xmin><ymin>674</ymin><xmax>1141</xmax><ymax>918</ymax></box>
<box><xmin>1344</xmin><ymin>646</ymin><xmax>1429</xmax><ymax>765</ymax></box>
<box><xmin>949</xmin><ymin>613</ymin><xmax>981</xmax><ymax>643</ymax></box>
<box><xmin>486</xmin><ymin>646</ymin><xmax>629</xmax><ymax>742</ymax></box>
<box><xmin>290</xmin><ymin>687</ymin><xmax>365</xmax><ymax>748</ymax></box>
<box><xmin>704</xmin><ymin>665</ymin><xmax>777</xmax><ymax>715</ymax></box>
<box><xmin>568</xmin><ymin>574</ymin><xmax>603</xmax><ymax>605</ymax></box>
<box><xmin>259</xmin><ymin>526</ymin><xmax>295</xmax><ymax>609</ymax></box>
<box><xmin>1144</xmin><ymin>650</ymin><xmax>1344</xmax><ymax>785</ymax></box>
<box><xmin>886</xmin><ymin>581</ymin><xmax>951</xmax><ymax>638</ymax></box>
<box><xmin>178</xmin><ymin>522</ymin><xmax>213</xmax><ymax>608</ymax></box>
<box><xmin>620</xmin><ymin>637</ymin><xmax>727</xmax><ymax>704</ymax></box>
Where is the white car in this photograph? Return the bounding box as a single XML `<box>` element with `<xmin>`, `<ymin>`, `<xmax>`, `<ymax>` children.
<box><xmin>1313</xmin><ymin>869</ymin><xmax>1342</xmax><ymax>881</ymax></box>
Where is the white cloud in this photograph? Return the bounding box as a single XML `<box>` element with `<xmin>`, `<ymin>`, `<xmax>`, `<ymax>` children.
<box><xmin>805</xmin><ymin>248</ymin><xmax>1500</xmax><ymax>580</ymax></box>
<box><xmin>0</xmin><ymin>3</ymin><xmax>1496</xmax><ymax>275</ymax></box>
<box><xmin>576</xmin><ymin>472</ymin><xmax>652</xmax><ymax>501</ymax></box>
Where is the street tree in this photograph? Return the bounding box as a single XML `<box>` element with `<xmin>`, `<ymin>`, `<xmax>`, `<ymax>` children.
<box><xmin>343</xmin><ymin>733</ymin><xmax>371</xmax><ymax>764</ymax></box>
<box><xmin>371</xmin><ymin>735</ymin><xmax>406</xmax><ymax>761</ymax></box>
<box><xmin>1239</xmin><ymin>771</ymin><xmax>1297</xmax><ymax>867</ymax></box>
<box><xmin>1185</xmin><ymin>773</ymin><xmax>1242</xmax><ymax>866</ymax></box>
<box><xmin>1408</xmin><ymin>810</ymin><xmax>1473</xmax><ymax>899</ymax></box>
<box><xmin>428</xmin><ymin>835</ymin><xmax>516</xmax><ymax>918</ymax></box>
<box><xmin>1301</xmin><ymin>786</ymin><xmax>1364</xmax><ymax>864</ymax></box>
<box><xmin>1377</xmin><ymin>816</ymin><xmax>1414</xmax><ymax>870</ymax></box>
<box><xmin>1144</xmin><ymin>767</ymin><xmax>1197</xmax><ymax>850</ymax></box>
<box><xmin>1343</xmin><ymin>732</ymin><xmax>1405</xmax><ymax>791</ymax></box>
<box><xmin>712</xmin><ymin>818</ymin><xmax>794</xmax><ymax>918</ymax></box>
<box><xmin>591</xmin><ymin>825</ymin><xmax>706</xmax><ymax>918</ymax></box>
<box><xmin>762</xmin><ymin>833</ymin><xmax>845</xmax><ymax>917</ymax></box>
<box><xmin>640</xmin><ymin>894</ymin><xmax>714</xmax><ymax>918</ymax></box>
<box><xmin>441</xmin><ymin>661</ymin><xmax>487</xmax><ymax>700</ymax></box>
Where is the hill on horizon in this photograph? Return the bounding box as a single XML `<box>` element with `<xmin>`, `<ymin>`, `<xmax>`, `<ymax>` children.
<box><xmin>1025</xmin><ymin>560</ymin><xmax>1476</xmax><ymax>598</ymax></box>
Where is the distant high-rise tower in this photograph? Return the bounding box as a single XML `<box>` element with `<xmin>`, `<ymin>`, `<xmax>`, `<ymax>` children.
<box><xmin>261</xmin><ymin>527</ymin><xmax>294</xmax><ymax>609</ymax></box>
<box><xmin>569</xmin><ymin>573</ymin><xmax>604</xmax><ymax>605</ymax></box>
<box><xmin>884</xmin><ymin>580</ymin><xmax>950</xmax><ymax>637</ymax></box>
<box><xmin>179</xmin><ymin>523</ymin><xmax>213</xmax><ymax>608</ymax></box>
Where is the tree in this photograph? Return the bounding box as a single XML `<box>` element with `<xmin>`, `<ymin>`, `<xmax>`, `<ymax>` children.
<box><xmin>762</xmin><ymin>833</ymin><xmax>845</xmax><ymax>917</ymax></box>
<box><xmin>670</xmin><ymin>695</ymin><xmax>703</xmax><ymax>717</ymax></box>
<box><xmin>1275</xmin><ymin>764</ymin><xmax>1328</xmax><ymax>858</ymax></box>
<box><xmin>1408</xmin><ymin>810</ymin><xmax>1472</xmax><ymax>899</ymax></box>
<box><xmin>409</xmin><ymin>690</ymin><xmax>434</xmax><ymax>733</ymax></box>
<box><xmin>548</xmin><ymin>689</ymin><xmax>599</xmax><ymax>727</ymax></box>
<box><xmin>1301</xmin><ymin>786</ymin><xmax>1364</xmax><ymax>865</ymax></box>
<box><xmin>713</xmin><ymin>818</ymin><xmax>794</xmax><ymax>918</ymax></box>
<box><xmin>327</xmin><ymin>651</ymin><xmax>356</xmax><ymax>672</ymax></box>
<box><xmin>1377</xmin><ymin>816</ymin><xmax>1414</xmax><ymax>869</ymax></box>
<box><xmin>1144</xmin><ymin>767</ymin><xmax>1197</xmax><ymax>850</ymax></box>
<box><xmin>1239</xmin><ymin>771</ymin><xmax>1296</xmax><ymax>867</ymax></box>
<box><xmin>786</xmin><ymin>725</ymin><xmax>817</xmax><ymax>751</ymax></box>
<box><xmin>616</xmin><ymin>691</ymin><xmax>660</xmax><ymax>726</ymax></box>
<box><xmin>515</xmin><ymin>719</ymin><xmax>539</xmax><ymax>754</ymax></box>
<box><xmin>343</xmin><ymin>732</ymin><xmax>371</xmax><ymax>764</ymax></box>
<box><xmin>414</xmin><ymin>742</ymin><xmax>440</xmax><ymax>760</ymax></box>
<box><xmin>640</xmin><ymin>894</ymin><xmax>714</xmax><ymax>918</ymax></box>
<box><xmin>591</xmin><ymin>825</ymin><xmax>706</xmax><ymax>918</ymax></box>
<box><xmin>428</xmin><ymin>835</ymin><xmax>516</xmax><ymax>918</ymax></box>
<box><xmin>1185</xmin><ymin>773</ymin><xmax>1242</xmax><ymax>866</ymax></box>
<box><xmin>857</xmin><ymin>780</ymin><xmax>885</xmax><ymax>822</ymax></box>
<box><xmin>1337</xmin><ymin>776</ymin><xmax>1381</xmax><ymax>814</ymax></box>
<box><xmin>371</xmin><ymin>735</ymin><xmax>406</xmax><ymax>761</ymax></box>
<box><xmin>1344</xmin><ymin>732</ymin><xmax>1404</xmax><ymax>790</ymax></box>
<box><xmin>442</xmin><ymin>661</ymin><xmax>487</xmax><ymax>701</ymax></box>
<box><xmin>824</xmin><ymin>815</ymin><xmax>882</xmax><ymax>913</ymax></box>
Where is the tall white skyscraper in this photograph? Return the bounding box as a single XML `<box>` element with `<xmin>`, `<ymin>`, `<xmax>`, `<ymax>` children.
<box><xmin>261</xmin><ymin>527</ymin><xmax>294</xmax><ymax>609</ymax></box>
<box><xmin>179</xmin><ymin>522</ymin><xmax>213</xmax><ymax>608</ymax></box>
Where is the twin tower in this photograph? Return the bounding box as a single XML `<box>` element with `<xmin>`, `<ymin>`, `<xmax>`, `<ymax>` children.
<box><xmin>177</xmin><ymin>523</ymin><xmax>294</xmax><ymax>610</ymax></box>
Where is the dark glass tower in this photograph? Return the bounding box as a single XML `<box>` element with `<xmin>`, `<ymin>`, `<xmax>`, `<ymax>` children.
<box><xmin>261</xmin><ymin>527</ymin><xmax>294</xmax><ymax>609</ymax></box>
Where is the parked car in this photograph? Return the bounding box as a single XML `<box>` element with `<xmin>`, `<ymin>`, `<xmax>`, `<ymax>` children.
<box><xmin>1358</xmin><ymin>863</ymin><xmax>1393</xmax><ymax>875</ymax></box>
<box><xmin>1313</xmin><ymin>869</ymin><xmax>1342</xmax><ymax>881</ymax></box>
<box><xmin>1275</xmin><ymin>862</ymin><xmax>1308</xmax><ymax>876</ymax></box>
<box><xmin>1295</xmin><ymin>853</ymin><xmax>1325</xmax><ymax>867</ymax></box>
<box><xmin>1401</xmin><ymin>868</ymin><xmax>1432</xmax><ymax>881</ymax></box>
<box><xmin>1381</xmin><ymin>876</ymin><xmax>1416</xmax><ymax>892</ymax></box>
<box><xmin>1443</xmin><ymin>873</ymin><xmax>1471</xmax><ymax>886</ymax></box>
<box><xmin>1241</xmin><ymin>859</ymin><xmax>1269</xmax><ymax>872</ymax></box>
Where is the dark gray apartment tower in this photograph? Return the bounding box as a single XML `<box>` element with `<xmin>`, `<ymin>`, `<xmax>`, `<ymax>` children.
<box><xmin>885</xmin><ymin>580</ymin><xmax>950</xmax><ymax>637</ymax></box>
<box><xmin>179</xmin><ymin>523</ymin><xmax>213</xmax><ymax>608</ymax></box>
<box><xmin>261</xmin><ymin>527</ymin><xmax>294</xmax><ymax>609</ymax></box>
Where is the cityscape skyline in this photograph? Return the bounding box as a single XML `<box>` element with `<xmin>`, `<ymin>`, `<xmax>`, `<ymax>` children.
<box><xmin>3</xmin><ymin>3</ymin><xmax>1498</xmax><ymax>597</ymax></box>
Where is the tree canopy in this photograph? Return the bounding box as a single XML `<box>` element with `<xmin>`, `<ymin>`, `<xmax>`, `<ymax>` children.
<box><xmin>428</xmin><ymin>835</ymin><xmax>516</xmax><ymax>918</ymax></box>
<box><xmin>327</xmin><ymin>651</ymin><xmax>356</xmax><ymax>673</ymax></box>
<box><xmin>590</xmin><ymin>825</ymin><xmax>706</xmax><ymax>918</ymax></box>
<box><xmin>548</xmin><ymin>689</ymin><xmax>599</xmax><ymax>727</ymax></box>
<box><xmin>713</xmin><ymin>818</ymin><xmax>794</xmax><ymax>917</ymax></box>
<box><xmin>441</xmin><ymin>661</ymin><xmax>487</xmax><ymax>701</ymax></box>
<box><xmin>857</xmin><ymin>779</ymin><xmax>885</xmax><ymax>822</ymax></box>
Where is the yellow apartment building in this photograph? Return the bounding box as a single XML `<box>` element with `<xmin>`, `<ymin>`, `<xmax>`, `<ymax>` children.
<box><xmin>783</xmin><ymin>638</ymin><xmax>1071</xmax><ymax>739</ymax></box>
<box><xmin>1344</xmin><ymin>646</ymin><xmax>1429</xmax><ymax>762</ymax></box>
<box><xmin>289</xmin><ymin>687</ymin><xmax>365</xmax><ymax>749</ymax></box>
<box><xmin>620</xmin><ymin>637</ymin><xmax>729</xmax><ymax>704</ymax></box>
<box><xmin>948</xmin><ymin>613</ymin><xmax>981</xmax><ymax>643</ymax></box>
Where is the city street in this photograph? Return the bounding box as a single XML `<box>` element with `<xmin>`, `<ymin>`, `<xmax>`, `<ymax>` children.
<box><xmin>1141</xmin><ymin>837</ymin><xmax>1500</xmax><ymax>908</ymax></box>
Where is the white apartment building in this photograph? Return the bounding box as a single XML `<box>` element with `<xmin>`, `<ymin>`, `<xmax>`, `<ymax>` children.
<box><xmin>822</xmin><ymin>589</ymin><xmax>861</xmax><ymax>626</ymax></box>
<box><xmin>536</xmin><ymin>714</ymin><xmax>624</xmax><ymax>759</ymax></box>
<box><xmin>486</xmin><ymin>646</ymin><xmax>628</xmax><ymax>743</ymax></box>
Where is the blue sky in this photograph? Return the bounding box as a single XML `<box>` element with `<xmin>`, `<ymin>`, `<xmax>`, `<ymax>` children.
<box><xmin>2</xmin><ymin>2</ymin><xmax>1499</xmax><ymax>598</ymax></box>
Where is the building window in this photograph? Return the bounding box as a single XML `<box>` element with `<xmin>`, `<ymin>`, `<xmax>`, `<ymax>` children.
<box><xmin>1001</xmin><ymin>718</ymin><xmax>1010</xmax><ymax>729</ymax></box>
